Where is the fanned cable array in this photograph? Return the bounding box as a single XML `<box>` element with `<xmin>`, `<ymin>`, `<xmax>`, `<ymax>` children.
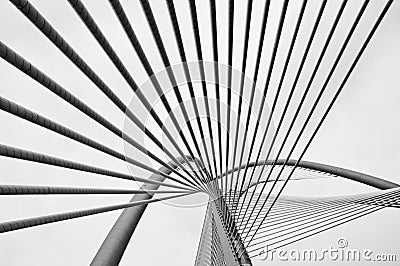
<box><xmin>0</xmin><ymin>0</ymin><xmax>398</xmax><ymax>265</ymax></box>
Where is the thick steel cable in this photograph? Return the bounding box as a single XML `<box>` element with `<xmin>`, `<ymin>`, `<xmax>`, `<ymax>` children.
<box><xmin>235</xmin><ymin>0</ymin><xmax>308</xmax><ymax>220</ymax></box>
<box><xmin>244</xmin><ymin>0</ymin><xmax>391</xmax><ymax>247</ymax></box>
<box><xmin>187</xmin><ymin>0</ymin><xmax>219</xmax><ymax>181</ymax></box>
<box><xmin>223</xmin><ymin>0</ymin><xmax>234</xmax><ymax>219</ymax></box>
<box><xmin>232</xmin><ymin>0</ymin><xmax>290</xmax><ymax>221</ymax></box>
<box><xmin>104</xmin><ymin>1</ymin><xmax>208</xmax><ymax>188</ymax></box>
<box><xmin>0</xmin><ymin>144</ymin><xmax>192</xmax><ymax>190</ymax></box>
<box><xmin>208</xmin><ymin>0</ymin><xmax>223</xmax><ymax>186</ymax></box>
<box><xmin>8</xmin><ymin>0</ymin><xmax>196</xmax><ymax>183</ymax></box>
<box><xmin>0</xmin><ymin>5</ymin><xmax>200</xmax><ymax>189</ymax></box>
<box><xmin>185</xmin><ymin>0</ymin><xmax>225</xmax><ymax>217</ymax></box>
<box><xmin>207</xmin><ymin>0</ymin><xmax>226</xmax><ymax>214</ymax></box>
<box><xmin>137</xmin><ymin>0</ymin><xmax>211</xmax><ymax>184</ymax></box>
<box><xmin>0</xmin><ymin>185</ymin><xmax>191</xmax><ymax>195</ymax></box>
<box><xmin>0</xmin><ymin>192</ymin><xmax>194</xmax><ymax>234</ymax></box>
<box><xmin>137</xmin><ymin>0</ymin><xmax>213</xmax><ymax>192</ymax></box>
<box><xmin>0</xmin><ymin>95</ymin><xmax>197</xmax><ymax>188</ymax></box>
<box><xmin>227</xmin><ymin>0</ymin><xmax>256</xmax><ymax>205</ymax></box>
<box><xmin>165</xmin><ymin>0</ymin><xmax>214</xmax><ymax>185</ymax></box>
<box><xmin>63</xmin><ymin>0</ymin><xmax>206</xmax><ymax>188</ymax></box>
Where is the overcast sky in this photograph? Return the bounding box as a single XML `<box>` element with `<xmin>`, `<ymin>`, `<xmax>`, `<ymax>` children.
<box><xmin>0</xmin><ymin>0</ymin><xmax>400</xmax><ymax>265</ymax></box>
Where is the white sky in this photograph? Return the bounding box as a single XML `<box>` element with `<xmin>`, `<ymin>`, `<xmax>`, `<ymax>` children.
<box><xmin>0</xmin><ymin>0</ymin><xmax>399</xmax><ymax>265</ymax></box>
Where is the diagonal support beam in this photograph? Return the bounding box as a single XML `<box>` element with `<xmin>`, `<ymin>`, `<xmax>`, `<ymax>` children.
<box><xmin>90</xmin><ymin>156</ymin><xmax>198</xmax><ymax>266</ymax></box>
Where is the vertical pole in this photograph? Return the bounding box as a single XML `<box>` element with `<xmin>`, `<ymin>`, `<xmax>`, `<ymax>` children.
<box><xmin>195</xmin><ymin>198</ymin><xmax>252</xmax><ymax>266</ymax></box>
<box><xmin>215</xmin><ymin>199</ymin><xmax>252</xmax><ymax>265</ymax></box>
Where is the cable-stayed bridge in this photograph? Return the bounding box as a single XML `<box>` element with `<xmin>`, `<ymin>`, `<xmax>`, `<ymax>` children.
<box><xmin>0</xmin><ymin>0</ymin><xmax>399</xmax><ymax>265</ymax></box>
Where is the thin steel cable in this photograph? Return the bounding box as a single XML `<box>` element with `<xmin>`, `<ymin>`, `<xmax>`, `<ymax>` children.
<box><xmin>248</xmin><ymin>205</ymin><xmax>377</xmax><ymax>254</ymax></box>
<box><xmin>230</xmin><ymin>0</ymin><xmax>292</xmax><ymax>241</ymax></box>
<box><xmin>238</xmin><ymin>0</ymin><xmax>342</xmax><ymax>233</ymax></box>
<box><xmin>253</xmin><ymin>0</ymin><xmax>395</xmax><ymax>231</ymax></box>
<box><xmin>240</xmin><ymin>0</ymin><xmax>350</xmax><ymax>241</ymax></box>
<box><xmin>245</xmin><ymin>189</ymin><xmax>400</xmax><ymax>256</ymax></box>
<box><xmin>239</xmin><ymin>189</ymin><xmax>394</xmax><ymax>233</ymax></box>
<box><xmin>231</xmin><ymin>0</ymin><xmax>282</xmax><ymax>210</ymax></box>
<box><xmin>234</xmin><ymin>0</ymin><xmax>327</xmax><ymax>225</ymax></box>
<box><xmin>232</xmin><ymin>0</ymin><xmax>290</xmax><ymax>220</ymax></box>
<box><xmin>0</xmin><ymin>95</ymin><xmax>196</xmax><ymax>188</ymax></box>
<box><xmin>230</xmin><ymin>168</ymin><xmax>335</xmax><ymax>218</ymax></box>
<box><xmin>227</xmin><ymin>0</ymin><xmax>257</xmax><ymax>205</ymax></box>
<box><xmin>235</xmin><ymin>0</ymin><xmax>308</xmax><ymax>220</ymax></box>
<box><xmin>236</xmin><ymin>193</ymin><xmax>364</xmax><ymax>224</ymax></box>
<box><xmin>232</xmin><ymin>186</ymin><xmax>387</xmax><ymax>221</ymax></box>
<box><xmin>248</xmin><ymin>201</ymin><xmax>385</xmax><ymax>255</ymax></box>
<box><xmin>0</xmin><ymin>143</ymin><xmax>192</xmax><ymax>190</ymax></box>
<box><xmin>225</xmin><ymin>0</ymin><xmax>259</xmax><ymax>238</ymax></box>
<box><xmin>236</xmin><ymin>0</ymin><xmax>328</xmax><ymax>227</ymax></box>
<box><xmin>238</xmin><ymin>200</ymin><xmax>350</xmax><ymax>227</ymax></box>
<box><xmin>219</xmin><ymin>163</ymin><xmax>336</xmax><ymax>186</ymax></box>
<box><xmin>0</xmin><ymin>185</ymin><xmax>192</xmax><ymax>195</ymax></box>
<box><xmin>248</xmin><ymin>206</ymin><xmax>381</xmax><ymax>257</ymax></box>
<box><xmin>244</xmin><ymin>0</ymin><xmax>391</xmax><ymax>247</ymax></box>
<box><xmin>246</xmin><ymin>190</ymin><xmax>400</xmax><ymax>244</ymax></box>
<box><xmin>241</xmin><ymin>0</ymin><xmax>356</xmax><ymax>234</ymax></box>
<box><xmin>236</xmin><ymin>196</ymin><xmax>355</xmax><ymax>225</ymax></box>
<box><xmin>0</xmin><ymin>192</ymin><xmax>194</xmax><ymax>234</ymax></box>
